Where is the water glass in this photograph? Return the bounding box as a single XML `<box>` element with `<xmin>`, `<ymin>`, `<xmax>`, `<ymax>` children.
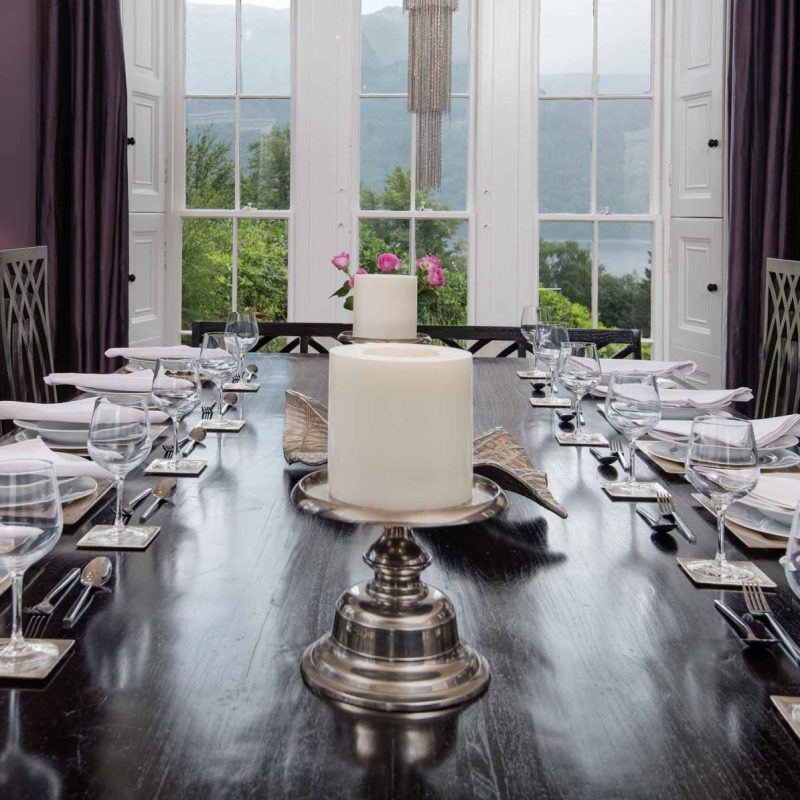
<box><xmin>152</xmin><ymin>358</ymin><xmax>201</xmax><ymax>463</ymax></box>
<box><xmin>685</xmin><ymin>416</ymin><xmax>760</xmax><ymax>581</ymax></box>
<box><xmin>199</xmin><ymin>332</ymin><xmax>240</xmax><ymax>424</ymax></box>
<box><xmin>604</xmin><ymin>373</ymin><xmax>662</xmax><ymax>493</ymax></box>
<box><xmin>225</xmin><ymin>311</ymin><xmax>259</xmax><ymax>383</ymax></box>
<box><xmin>534</xmin><ymin>321</ymin><xmax>569</xmax><ymax>397</ymax></box>
<box><xmin>785</xmin><ymin>502</ymin><xmax>800</xmax><ymax>600</ymax></box>
<box><xmin>87</xmin><ymin>397</ymin><xmax>153</xmax><ymax>546</ymax></box>
<box><xmin>0</xmin><ymin>460</ymin><xmax>63</xmax><ymax>673</ymax></box>
<box><xmin>556</xmin><ymin>342</ymin><xmax>601</xmax><ymax>440</ymax></box>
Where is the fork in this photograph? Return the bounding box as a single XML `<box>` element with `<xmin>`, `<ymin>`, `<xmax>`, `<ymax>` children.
<box><xmin>609</xmin><ymin>435</ymin><xmax>629</xmax><ymax>471</ymax></box>
<box><xmin>201</xmin><ymin>405</ymin><xmax>214</xmax><ymax>419</ymax></box>
<box><xmin>25</xmin><ymin>613</ymin><xmax>50</xmax><ymax>639</ymax></box>
<box><xmin>742</xmin><ymin>580</ymin><xmax>800</xmax><ymax>664</ymax></box>
<box><xmin>656</xmin><ymin>492</ymin><xmax>696</xmax><ymax>543</ymax></box>
<box><xmin>24</xmin><ymin>567</ymin><xmax>81</xmax><ymax>638</ymax></box>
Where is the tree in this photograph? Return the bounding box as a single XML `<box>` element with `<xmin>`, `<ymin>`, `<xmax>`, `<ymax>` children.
<box><xmin>242</xmin><ymin>126</ymin><xmax>291</xmax><ymax>210</ymax></box>
<box><xmin>185</xmin><ymin>128</ymin><xmax>234</xmax><ymax>209</ymax></box>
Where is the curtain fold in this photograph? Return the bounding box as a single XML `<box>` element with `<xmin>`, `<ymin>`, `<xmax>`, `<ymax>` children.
<box><xmin>726</xmin><ymin>1</ymin><xmax>800</xmax><ymax>391</ymax></box>
<box><xmin>37</xmin><ymin>0</ymin><xmax>129</xmax><ymax>374</ymax></box>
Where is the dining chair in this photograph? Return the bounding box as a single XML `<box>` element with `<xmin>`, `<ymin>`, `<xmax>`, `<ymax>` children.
<box><xmin>0</xmin><ymin>246</ymin><xmax>57</xmax><ymax>403</ymax></box>
<box><xmin>755</xmin><ymin>258</ymin><xmax>800</xmax><ymax>418</ymax></box>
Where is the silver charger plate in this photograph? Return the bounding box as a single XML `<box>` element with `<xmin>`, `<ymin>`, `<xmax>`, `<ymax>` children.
<box><xmin>725</xmin><ymin>501</ymin><xmax>792</xmax><ymax>539</ymax></box>
<box><xmin>647</xmin><ymin>439</ymin><xmax>800</xmax><ymax>469</ymax></box>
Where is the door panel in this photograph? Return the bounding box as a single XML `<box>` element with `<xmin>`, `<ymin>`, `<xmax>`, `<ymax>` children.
<box><xmin>128</xmin><ymin>214</ymin><xmax>165</xmax><ymax>348</ymax></box>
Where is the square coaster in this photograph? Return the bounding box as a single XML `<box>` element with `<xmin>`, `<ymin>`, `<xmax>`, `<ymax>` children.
<box><xmin>0</xmin><ymin>639</ymin><xmax>74</xmax><ymax>681</ymax></box>
<box><xmin>517</xmin><ymin>369</ymin><xmax>550</xmax><ymax>381</ymax></box>
<box><xmin>145</xmin><ymin>458</ymin><xmax>208</xmax><ymax>477</ymax></box>
<box><xmin>530</xmin><ymin>396</ymin><xmax>572</xmax><ymax>408</ymax></box>
<box><xmin>77</xmin><ymin>525</ymin><xmax>161</xmax><ymax>551</ymax></box>
<box><xmin>771</xmin><ymin>696</ymin><xmax>800</xmax><ymax>740</ymax></box>
<box><xmin>555</xmin><ymin>430</ymin><xmax>610</xmax><ymax>447</ymax></box>
<box><xmin>223</xmin><ymin>381</ymin><xmax>260</xmax><ymax>393</ymax></box>
<box><xmin>676</xmin><ymin>557</ymin><xmax>777</xmax><ymax>589</ymax></box>
<box><xmin>200</xmin><ymin>418</ymin><xmax>245</xmax><ymax>432</ymax></box>
<box><xmin>601</xmin><ymin>480</ymin><xmax>670</xmax><ymax>500</ymax></box>
<box><xmin>0</xmin><ymin>574</ymin><xmax>9</xmax><ymax>598</ymax></box>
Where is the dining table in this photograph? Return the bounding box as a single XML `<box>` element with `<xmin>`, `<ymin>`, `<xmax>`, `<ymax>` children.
<box><xmin>1</xmin><ymin>353</ymin><xmax>799</xmax><ymax>799</ymax></box>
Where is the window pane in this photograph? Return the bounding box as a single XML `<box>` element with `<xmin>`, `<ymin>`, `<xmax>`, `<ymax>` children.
<box><xmin>237</xmin><ymin>219</ymin><xmax>288</xmax><ymax>321</ymax></box>
<box><xmin>539</xmin><ymin>222</ymin><xmax>593</xmax><ymax>326</ymax></box>
<box><xmin>539</xmin><ymin>0</ymin><xmax>593</xmax><ymax>96</ymax></box>
<box><xmin>451</xmin><ymin>0</ymin><xmax>470</xmax><ymax>94</ymax></box>
<box><xmin>359</xmin><ymin>218</ymin><xmax>410</xmax><ymax>271</ymax></box>
<box><xmin>241</xmin><ymin>0</ymin><xmax>291</xmax><ymax>94</ymax></box>
<box><xmin>361</xmin><ymin>0</ymin><xmax>407</xmax><ymax>93</ymax></box>
<box><xmin>186</xmin><ymin>99</ymin><xmax>235</xmax><ymax>209</ymax></box>
<box><xmin>418</xmin><ymin>98</ymin><xmax>468</xmax><ymax>211</ymax></box>
<box><xmin>182</xmin><ymin>218</ymin><xmax>232</xmax><ymax>330</ymax></box>
<box><xmin>416</xmin><ymin>220</ymin><xmax>468</xmax><ymax>325</ymax></box>
<box><xmin>185</xmin><ymin>0</ymin><xmax>235</xmax><ymax>94</ymax></box>
<box><xmin>598</xmin><ymin>222</ymin><xmax>652</xmax><ymax>337</ymax></box>
<box><xmin>240</xmin><ymin>99</ymin><xmax>291</xmax><ymax>210</ymax></box>
<box><xmin>598</xmin><ymin>0</ymin><xmax>651</xmax><ymax>94</ymax></box>
<box><xmin>596</xmin><ymin>99</ymin><xmax>651</xmax><ymax>214</ymax></box>
<box><xmin>360</xmin><ymin>99</ymin><xmax>411</xmax><ymax>210</ymax></box>
<box><xmin>539</xmin><ymin>100</ymin><xmax>592</xmax><ymax>213</ymax></box>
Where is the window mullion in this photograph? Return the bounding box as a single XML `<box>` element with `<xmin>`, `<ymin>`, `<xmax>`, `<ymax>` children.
<box><xmin>232</xmin><ymin>216</ymin><xmax>239</xmax><ymax>311</ymax></box>
<box><xmin>234</xmin><ymin>0</ymin><xmax>242</xmax><ymax>212</ymax></box>
<box><xmin>590</xmin><ymin>0</ymin><xmax>599</xmax><ymax>325</ymax></box>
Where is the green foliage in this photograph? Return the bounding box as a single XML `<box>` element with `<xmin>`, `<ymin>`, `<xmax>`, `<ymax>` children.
<box><xmin>242</xmin><ymin>126</ymin><xmax>291</xmax><ymax>210</ymax></box>
<box><xmin>185</xmin><ymin>128</ymin><xmax>234</xmax><ymax>209</ymax></box>
<box><xmin>237</xmin><ymin>219</ymin><xmax>288</xmax><ymax>321</ymax></box>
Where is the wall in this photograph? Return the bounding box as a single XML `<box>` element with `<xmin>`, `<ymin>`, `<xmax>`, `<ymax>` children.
<box><xmin>0</xmin><ymin>0</ymin><xmax>37</xmax><ymax>249</ymax></box>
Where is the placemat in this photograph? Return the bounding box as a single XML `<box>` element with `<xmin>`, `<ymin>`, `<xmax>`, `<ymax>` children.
<box><xmin>692</xmin><ymin>493</ymin><xmax>787</xmax><ymax>551</ymax></box>
<box><xmin>63</xmin><ymin>480</ymin><xmax>114</xmax><ymax>527</ymax></box>
<box><xmin>517</xmin><ymin>369</ymin><xmax>549</xmax><ymax>381</ymax></box>
<box><xmin>636</xmin><ymin>440</ymin><xmax>686</xmax><ymax>475</ymax></box>
<box><xmin>530</xmin><ymin>396</ymin><xmax>571</xmax><ymax>408</ymax></box>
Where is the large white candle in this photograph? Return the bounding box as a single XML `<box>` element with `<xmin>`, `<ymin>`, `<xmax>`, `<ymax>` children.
<box><xmin>352</xmin><ymin>274</ymin><xmax>417</xmax><ymax>340</ymax></box>
<box><xmin>328</xmin><ymin>343</ymin><xmax>473</xmax><ymax>511</ymax></box>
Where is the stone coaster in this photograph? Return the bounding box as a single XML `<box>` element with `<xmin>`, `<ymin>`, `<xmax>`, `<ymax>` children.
<box><xmin>530</xmin><ymin>396</ymin><xmax>572</xmax><ymax>408</ymax></box>
<box><xmin>601</xmin><ymin>480</ymin><xmax>670</xmax><ymax>500</ymax></box>
<box><xmin>200</xmin><ymin>418</ymin><xmax>245</xmax><ymax>433</ymax></box>
<box><xmin>0</xmin><ymin>639</ymin><xmax>74</xmax><ymax>681</ymax></box>
<box><xmin>223</xmin><ymin>381</ymin><xmax>260</xmax><ymax>393</ymax></box>
<box><xmin>0</xmin><ymin>574</ymin><xmax>9</xmax><ymax>598</ymax></box>
<box><xmin>555</xmin><ymin>431</ymin><xmax>609</xmax><ymax>447</ymax></box>
<box><xmin>145</xmin><ymin>458</ymin><xmax>207</xmax><ymax>477</ymax></box>
<box><xmin>77</xmin><ymin>525</ymin><xmax>161</xmax><ymax>551</ymax></box>
<box><xmin>771</xmin><ymin>696</ymin><xmax>800</xmax><ymax>740</ymax></box>
<box><xmin>692</xmin><ymin>493</ymin><xmax>787</xmax><ymax>551</ymax></box>
<box><xmin>676</xmin><ymin>557</ymin><xmax>777</xmax><ymax>589</ymax></box>
<box><xmin>517</xmin><ymin>369</ymin><xmax>549</xmax><ymax>381</ymax></box>
<box><xmin>63</xmin><ymin>480</ymin><xmax>114</xmax><ymax>527</ymax></box>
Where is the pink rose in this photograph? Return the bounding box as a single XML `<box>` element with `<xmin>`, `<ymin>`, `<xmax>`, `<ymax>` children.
<box><xmin>416</xmin><ymin>254</ymin><xmax>441</xmax><ymax>273</ymax></box>
<box><xmin>348</xmin><ymin>267</ymin><xmax>367</xmax><ymax>288</ymax></box>
<box><xmin>427</xmin><ymin>265</ymin><xmax>445</xmax><ymax>287</ymax></box>
<box><xmin>331</xmin><ymin>252</ymin><xmax>350</xmax><ymax>270</ymax></box>
<box><xmin>376</xmin><ymin>252</ymin><xmax>402</xmax><ymax>273</ymax></box>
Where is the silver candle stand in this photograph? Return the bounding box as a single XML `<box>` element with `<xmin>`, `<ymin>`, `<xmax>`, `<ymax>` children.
<box><xmin>291</xmin><ymin>469</ymin><xmax>507</xmax><ymax>713</ymax></box>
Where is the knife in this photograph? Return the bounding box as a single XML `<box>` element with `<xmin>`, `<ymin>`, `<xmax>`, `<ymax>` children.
<box><xmin>122</xmin><ymin>487</ymin><xmax>153</xmax><ymax>518</ymax></box>
<box><xmin>659</xmin><ymin>508</ymin><xmax>697</xmax><ymax>544</ymax></box>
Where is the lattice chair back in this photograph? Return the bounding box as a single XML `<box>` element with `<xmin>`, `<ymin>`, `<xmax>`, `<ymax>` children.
<box><xmin>755</xmin><ymin>258</ymin><xmax>800</xmax><ymax>418</ymax></box>
<box><xmin>0</xmin><ymin>247</ymin><xmax>57</xmax><ymax>403</ymax></box>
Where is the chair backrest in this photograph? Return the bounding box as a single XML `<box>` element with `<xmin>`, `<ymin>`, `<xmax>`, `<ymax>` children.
<box><xmin>0</xmin><ymin>246</ymin><xmax>57</xmax><ymax>403</ymax></box>
<box><xmin>755</xmin><ymin>258</ymin><xmax>800</xmax><ymax>418</ymax></box>
<box><xmin>191</xmin><ymin>321</ymin><xmax>642</xmax><ymax>359</ymax></box>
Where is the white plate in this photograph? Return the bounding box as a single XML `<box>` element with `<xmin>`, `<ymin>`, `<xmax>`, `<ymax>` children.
<box><xmin>649</xmin><ymin>429</ymin><xmax>799</xmax><ymax>451</ymax></box>
<box><xmin>57</xmin><ymin>476</ymin><xmax>98</xmax><ymax>505</ymax></box>
<box><xmin>725</xmin><ymin>501</ymin><xmax>792</xmax><ymax>539</ymax></box>
<box><xmin>75</xmin><ymin>385</ymin><xmax>152</xmax><ymax>397</ymax></box>
<box><xmin>13</xmin><ymin>419</ymin><xmax>89</xmax><ymax>446</ymax></box>
<box><xmin>15</xmin><ymin>429</ymin><xmax>88</xmax><ymax>453</ymax></box>
<box><xmin>647</xmin><ymin>440</ymin><xmax>800</xmax><ymax>471</ymax></box>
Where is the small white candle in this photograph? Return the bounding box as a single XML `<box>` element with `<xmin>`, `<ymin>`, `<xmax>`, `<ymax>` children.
<box><xmin>328</xmin><ymin>343</ymin><xmax>473</xmax><ymax>511</ymax></box>
<box><xmin>352</xmin><ymin>274</ymin><xmax>417</xmax><ymax>340</ymax></box>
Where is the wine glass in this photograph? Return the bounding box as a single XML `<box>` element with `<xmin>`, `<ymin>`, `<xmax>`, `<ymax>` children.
<box><xmin>685</xmin><ymin>416</ymin><xmax>760</xmax><ymax>581</ymax></box>
<box><xmin>225</xmin><ymin>311</ymin><xmax>259</xmax><ymax>385</ymax></box>
<box><xmin>603</xmin><ymin>373</ymin><xmax>662</xmax><ymax>494</ymax></box>
<box><xmin>151</xmin><ymin>358</ymin><xmax>201</xmax><ymax>469</ymax></box>
<box><xmin>86</xmin><ymin>397</ymin><xmax>153</xmax><ymax>546</ymax></box>
<box><xmin>199</xmin><ymin>332</ymin><xmax>240</xmax><ymax>426</ymax></box>
<box><xmin>556</xmin><ymin>342</ymin><xmax>602</xmax><ymax>441</ymax></box>
<box><xmin>533</xmin><ymin>322</ymin><xmax>569</xmax><ymax>397</ymax></box>
<box><xmin>0</xmin><ymin>460</ymin><xmax>63</xmax><ymax>674</ymax></box>
<box><xmin>784</xmin><ymin>502</ymin><xmax>800</xmax><ymax>600</ymax></box>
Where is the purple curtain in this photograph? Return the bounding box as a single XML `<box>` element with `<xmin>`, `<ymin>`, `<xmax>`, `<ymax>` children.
<box><xmin>37</xmin><ymin>0</ymin><xmax>129</xmax><ymax>374</ymax></box>
<box><xmin>726</xmin><ymin>1</ymin><xmax>800</xmax><ymax>391</ymax></box>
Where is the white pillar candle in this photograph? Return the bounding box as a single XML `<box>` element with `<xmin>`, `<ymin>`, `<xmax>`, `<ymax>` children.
<box><xmin>328</xmin><ymin>343</ymin><xmax>473</xmax><ymax>511</ymax></box>
<box><xmin>352</xmin><ymin>274</ymin><xmax>417</xmax><ymax>340</ymax></box>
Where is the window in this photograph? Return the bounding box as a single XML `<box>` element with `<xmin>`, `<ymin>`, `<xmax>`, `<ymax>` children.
<box><xmin>358</xmin><ymin>0</ymin><xmax>471</xmax><ymax>325</ymax></box>
<box><xmin>181</xmin><ymin>0</ymin><xmax>292</xmax><ymax>335</ymax></box>
<box><xmin>537</xmin><ymin>0</ymin><xmax>655</xmax><ymax>342</ymax></box>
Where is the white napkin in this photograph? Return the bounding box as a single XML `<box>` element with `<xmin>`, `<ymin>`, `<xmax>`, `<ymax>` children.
<box><xmin>105</xmin><ymin>345</ymin><xmax>201</xmax><ymax>360</ymax></box>
<box><xmin>44</xmin><ymin>370</ymin><xmax>154</xmax><ymax>393</ymax></box>
<box><xmin>599</xmin><ymin>359</ymin><xmax>697</xmax><ymax>379</ymax></box>
<box><xmin>650</xmin><ymin>414</ymin><xmax>800</xmax><ymax>448</ymax></box>
<box><xmin>748</xmin><ymin>476</ymin><xmax>800</xmax><ymax>510</ymax></box>
<box><xmin>655</xmin><ymin>388</ymin><xmax>753</xmax><ymax>408</ymax></box>
<box><xmin>0</xmin><ymin>397</ymin><xmax>167</xmax><ymax>424</ymax></box>
<box><xmin>0</xmin><ymin>439</ymin><xmax>111</xmax><ymax>479</ymax></box>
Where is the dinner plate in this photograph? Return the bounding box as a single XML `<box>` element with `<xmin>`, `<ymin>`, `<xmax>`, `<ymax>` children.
<box><xmin>725</xmin><ymin>501</ymin><xmax>792</xmax><ymax>539</ymax></box>
<box><xmin>648</xmin><ymin>429</ymin><xmax>799</xmax><ymax>451</ymax></box>
<box><xmin>57</xmin><ymin>475</ymin><xmax>98</xmax><ymax>505</ymax></box>
<box><xmin>15</xmin><ymin>429</ymin><xmax>88</xmax><ymax>453</ymax></box>
<box><xmin>13</xmin><ymin>418</ymin><xmax>90</xmax><ymax>446</ymax></box>
<box><xmin>646</xmin><ymin>440</ymin><xmax>800</xmax><ymax>470</ymax></box>
<box><xmin>75</xmin><ymin>385</ymin><xmax>152</xmax><ymax>397</ymax></box>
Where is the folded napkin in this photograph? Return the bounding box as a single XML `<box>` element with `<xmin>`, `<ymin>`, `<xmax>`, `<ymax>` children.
<box><xmin>0</xmin><ymin>397</ymin><xmax>167</xmax><ymax>424</ymax></box>
<box><xmin>599</xmin><ymin>359</ymin><xmax>697</xmax><ymax>379</ymax></box>
<box><xmin>0</xmin><ymin>439</ymin><xmax>111</xmax><ymax>479</ymax></box>
<box><xmin>749</xmin><ymin>476</ymin><xmax>800</xmax><ymax>510</ymax></box>
<box><xmin>105</xmin><ymin>345</ymin><xmax>201</xmax><ymax>360</ymax></box>
<box><xmin>595</xmin><ymin>386</ymin><xmax>753</xmax><ymax>408</ymax></box>
<box><xmin>650</xmin><ymin>414</ymin><xmax>800</xmax><ymax>448</ymax></box>
<box><xmin>44</xmin><ymin>370</ymin><xmax>154</xmax><ymax>393</ymax></box>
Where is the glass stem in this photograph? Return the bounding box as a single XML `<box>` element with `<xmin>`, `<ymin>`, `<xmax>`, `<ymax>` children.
<box><xmin>575</xmin><ymin>396</ymin><xmax>583</xmax><ymax>430</ymax></box>
<box><xmin>238</xmin><ymin>354</ymin><xmax>244</xmax><ymax>384</ymax></box>
<box><xmin>628</xmin><ymin>438</ymin><xmax>637</xmax><ymax>482</ymax></box>
<box><xmin>9</xmin><ymin>572</ymin><xmax>24</xmax><ymax>646</ymax></box>
<box><xmin>715</xmin><ymin>504</ymin><xmax>729</xmax><ymax>567</ymax></box>
<box><xmin>550</xmin><ymin>365</ymin><xmax>558</xmax><ymax>395</ymax></box>
<box><xmin>217</xmin><ymin>384</ymin><xmax>225</xmax><ymax>423</ymax></box>
<box><xmin>114</xmin><ymin>476</ymin><xmax>125</xmax><ymax>528</ymax></box>
<box><xmin>172</xmin><ymin>416</ymin><xmax>181</xmax><ymax>461</ymax></box>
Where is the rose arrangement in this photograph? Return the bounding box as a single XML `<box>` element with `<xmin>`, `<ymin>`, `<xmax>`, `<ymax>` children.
<box><xmin>330</xmin><ymin>251</ymin><xmax>446</xmax><ymax>311</ymax></box>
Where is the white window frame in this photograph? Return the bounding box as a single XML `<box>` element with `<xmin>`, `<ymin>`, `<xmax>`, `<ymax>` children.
<box><xmin>534</xmin><ymin>0</ymin><xmax>664</xmax><ymax>352</ymax></box>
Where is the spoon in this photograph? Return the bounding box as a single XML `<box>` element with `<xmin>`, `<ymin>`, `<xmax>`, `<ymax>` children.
<box><xmin>590</xmin><ymin>447</ymin><xmax>618</xmax><ymax>466</ymax></box>
<box><xmin>714</xmin><ymin>601</ymin><xmax>778</xmax><ymax>647</ymax></box>
<box><xmin>180</xmin><ymin>426</ymin><xmax>207</xmax><ymax>458</ymax></box>
<box><xmin>63</xmin><ymin>557</ymin><xmax>113</xmax><ymax>629</ymax></box>
<box><xmin>635</xmin><ymin>505</ymin><xmax>676</xmax><ymax>534</ymax></box>
<box><xmin>221</xmin><ymin>392</ymin><xmax>238</xmax><ymax>415</ymax></box>
<box><xmin>245</xmin><ymin>364</ymin><xmax>258</xmax><ymax>383</ymax></box>
<box><xmin>140</xmin><ymin>478</ymin><xmax>177</xmax><ymax>523</ymax></box>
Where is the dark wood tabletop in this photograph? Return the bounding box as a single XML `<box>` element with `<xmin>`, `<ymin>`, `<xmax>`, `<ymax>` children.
<box><xmin>1</xmin><ymin>354</ymin><xmax>799</xmax><ymax>800</ymax></box>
